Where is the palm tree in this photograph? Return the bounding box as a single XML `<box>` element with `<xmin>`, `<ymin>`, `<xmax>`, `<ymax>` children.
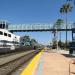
<box><xmin>67</xmin><ymin>0</ymin><xmax>75</xmax><ymax>5</ymax></box>
<box><xmin>52</xmin><ymin>19</ymin><xmax>64</xmax><ymax>49</ymax></box>
<box><xmin>52</xmin><ymin>25</ymin><xmax>56</xmax><ymax>39</ymax></box>
<box><xmin>52</xmin><ymin>23</ymin><xmax>58</xmax><ymax>49</ymax></box>
<box><xmin>55</xmin><ymin>19</ymin><xmax>64</xmax><ymax>43</ymax></box>
<box><xmin>60</xmin><ymin>3</ymin><xmax>72</xmax><ymax>49</ymax></box>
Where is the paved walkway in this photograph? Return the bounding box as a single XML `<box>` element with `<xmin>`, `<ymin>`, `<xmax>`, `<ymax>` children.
<box><xmin>34</xmin><ymin>50</ymin><xmax>75</xmax><ymax>75</ymax></box>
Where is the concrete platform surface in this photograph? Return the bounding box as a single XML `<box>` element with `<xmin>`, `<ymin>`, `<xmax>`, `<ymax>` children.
<box><xmin>34</xmin><ymin>50</ymin><xmax>75</xmax><ymax>75</ymax></box>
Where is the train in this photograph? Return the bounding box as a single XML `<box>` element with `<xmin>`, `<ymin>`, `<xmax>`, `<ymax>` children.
<box><xmin>0</xmin><ymin>28</ymin><xmax>20</xmax><ymax>53</ymax></box>
<box><xmin>0</xmin><ymin>20</ymin><xmax>43</xmax><ymax>54</ymax></box>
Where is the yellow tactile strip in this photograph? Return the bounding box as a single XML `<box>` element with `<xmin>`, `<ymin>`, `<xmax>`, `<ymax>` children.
<box><xmin>20</xmin><ymin>50</ymin><xmax>43</xmax><ymax>75</ymax></box>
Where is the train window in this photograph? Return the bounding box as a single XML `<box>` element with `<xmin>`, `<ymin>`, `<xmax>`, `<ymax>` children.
<box><xmin>4</xmin><ymin>33</ymin><xmax>7</xmax><ymax>36</ymax></box>
<box><xmin>8</xmin><ymin>34</ymin><xmax>11</xmax><ymax>37</ymax></box>
<box><xmin>0</xmin><ymin>31</ymin><xmax>3</xmax><ymax>35</ymax></box>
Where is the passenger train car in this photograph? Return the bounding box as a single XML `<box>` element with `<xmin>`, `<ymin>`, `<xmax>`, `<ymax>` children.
<box><xmin>0</xmin><ymin>29</ymin><xmax>20</xmax><ymax>53</ymax></box>
<box><xmin>0</xmin><ymin>20</ymin><xmax>34</xmax><ymax>54</ymax></box>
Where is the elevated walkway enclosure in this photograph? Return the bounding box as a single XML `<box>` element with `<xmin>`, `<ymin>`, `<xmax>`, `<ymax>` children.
<box><xmin>8</xmin><ymin>23</ymin><xmax>73</xmax><ymax>32</ymax></box>
<box><xmin>8</xmin><ymin>24</ymin><xmax>53</xmax><ymax>32</ymax></box>
<box><xmin>0</xmin><ymin>20</ymin><xmax>74</xmax><ymax>32</ymax></box>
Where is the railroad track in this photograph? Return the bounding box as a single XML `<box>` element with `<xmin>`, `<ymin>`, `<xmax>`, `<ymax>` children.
<box><xmin>0</xmin><ymin>50</ymin><xmax>31</xmax><ymax>58</ymax></box>
<box><xmin>0</xmin><ymin>50</ymin><xmax>40</xmax><ymax>75</ymax></box>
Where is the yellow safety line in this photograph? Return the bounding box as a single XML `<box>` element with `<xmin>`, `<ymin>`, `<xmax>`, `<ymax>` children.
<box><xmin>20</xmin><ymin>50</ymin><xmax>44</xmax><ymax>75</ymax></box>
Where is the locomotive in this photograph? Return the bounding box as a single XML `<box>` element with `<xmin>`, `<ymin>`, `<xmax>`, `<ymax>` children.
<box><xmin>0</xmin><ymin>20</ymin><xmax>20</xmax><ymax>53</ymax></box>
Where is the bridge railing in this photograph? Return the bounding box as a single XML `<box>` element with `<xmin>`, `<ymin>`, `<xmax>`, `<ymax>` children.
<box><xmin>8</xmin><ymin>23</ymin><xmax>73</xmax><ymax>31</ymax></box>
<box><xmin>8</xmin><ymin>24</ymin><xmax>53</xmax><ymax>30</ymax></box>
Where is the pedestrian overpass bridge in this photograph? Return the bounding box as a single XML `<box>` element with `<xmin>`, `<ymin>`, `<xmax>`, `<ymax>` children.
<box><xmin>0</xmin><ymin>20</ymin><xmax>74</xmax><ymax>32</ymax></box>
<box><xmin>8</xmin><ymin>23</ymin><xmax>73</xmax><ymax>32</ymax></box>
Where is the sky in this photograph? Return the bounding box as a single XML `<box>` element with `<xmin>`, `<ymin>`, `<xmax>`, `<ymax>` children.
<box><xmin>0</xmin><ymin>0</ymin><xmax>75</xmax><ymax>45</ymax></box>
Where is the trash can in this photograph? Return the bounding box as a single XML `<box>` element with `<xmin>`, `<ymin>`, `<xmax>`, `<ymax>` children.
<box><xmin>69</xmin><ymin>49</ymin><xmax>73</xmax><ymax>54</ymax></box>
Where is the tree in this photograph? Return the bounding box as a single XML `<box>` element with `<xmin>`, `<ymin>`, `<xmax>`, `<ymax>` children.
<box><xmin>60</xmin><ymin>3</ymin><xmax>73</xmax><ymax>49</ymax></box>
<box><xmin>52</xmin><ymin>23</ymin><xmax>57</xmax><ymax>41</ymax></box>
<box><xmin>52</xmin><ymin>19</ymin><xmax>64</xmax><ymax>49</ymax></box>
<box><xmin>52</xmin><ymin>24</ymin><xmax>57</xmax><ymax>49</ymax></box>
<box><xmin>30</xmin><ymin>38</ymin><xmax>38</xmax><ymax>49</ymax></box>
<box><xmin>21</xmin><ymin>35</ymin><xmax>30</xmax><ymax>46</ymax></box>
<box><xmin>30</xmin><ymin>38</ymin><xmax>37</xmax><ymax>46</ymax></box>
<box><xmin>55</xmin><ymin>19</ymin><xmax>64</xmax><ymax>43</ymax></box>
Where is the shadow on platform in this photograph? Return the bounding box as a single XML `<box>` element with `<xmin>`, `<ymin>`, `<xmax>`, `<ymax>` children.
<box><xmin>62</xmin><ymin>54</ymin><xmax>75</xmax><ymax>58</ymax></box>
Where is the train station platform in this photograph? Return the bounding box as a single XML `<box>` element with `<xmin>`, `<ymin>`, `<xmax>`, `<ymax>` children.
<box><xmin>20</xmin><ymin>49</ymin><xmax>75</xmax><ymax>75</ymax></box>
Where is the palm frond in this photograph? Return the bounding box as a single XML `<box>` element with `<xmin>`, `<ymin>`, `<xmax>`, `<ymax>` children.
<box><xmin>55</xmin><ymin>19</ymin><xmax>64</xmax><ymax>29</ymax></box>
<box><xmin>60</xmin><ymin>8</ymin><xmax>64</xmax><ymax>13</ymax></box>
<box><xmin>60</xmin><ymin>3</ymin><xmax>73</xmax><ymax>13</ymax></box>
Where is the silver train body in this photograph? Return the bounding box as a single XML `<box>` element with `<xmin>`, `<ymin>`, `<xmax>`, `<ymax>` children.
<box><xmin>0</xmin><ymin>29</ymin><xmax>20</xmax><ymax>53</ymax></box>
